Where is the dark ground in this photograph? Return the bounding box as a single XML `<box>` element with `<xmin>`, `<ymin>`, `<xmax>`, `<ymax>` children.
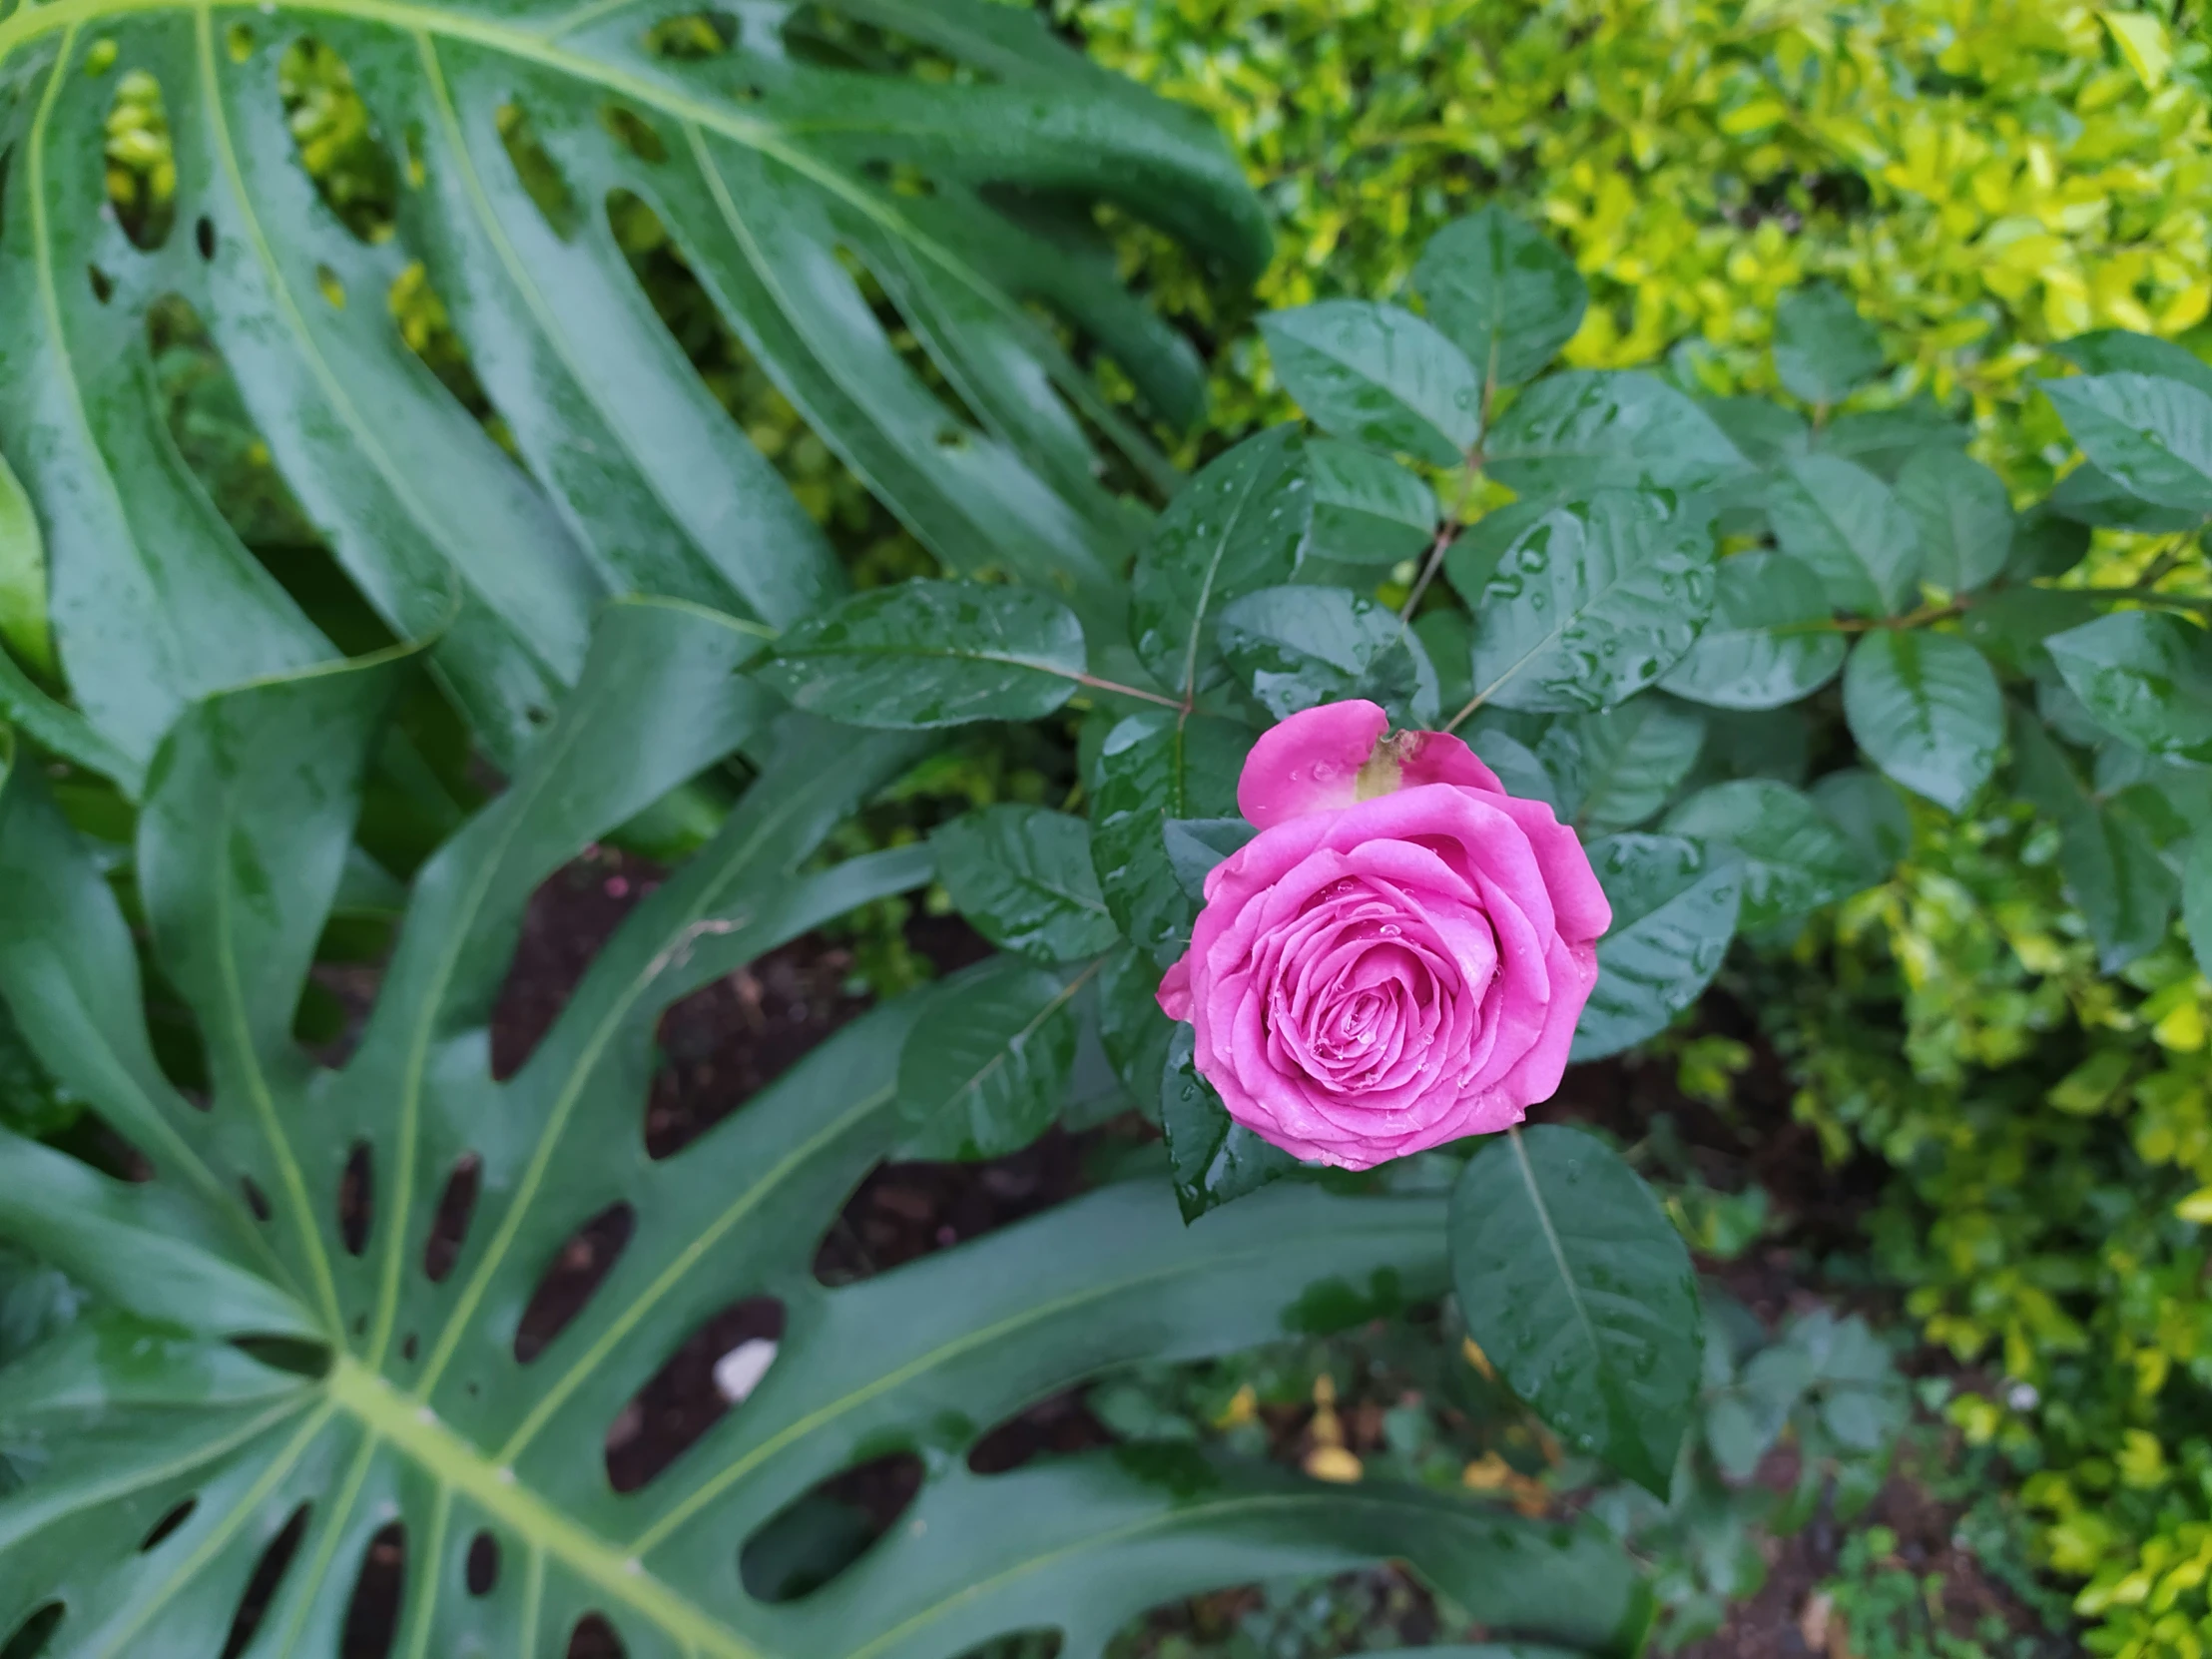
<box><xmin>298</xmin><ymin>844</ymin><xmax>2058</xmax><ymax>1659</ymax></box>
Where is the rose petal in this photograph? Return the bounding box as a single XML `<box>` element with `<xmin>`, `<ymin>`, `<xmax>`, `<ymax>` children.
<box><xmin>1237</xmin><ymin>700</ymin><xmax>1388</xmax><ymax>829</ymax></box>
<box><xmin>1157</xmin><ymin>954</ymin><xmax>1194</xmax><ymax>1021</ymax></box>
<box><xmin>1400</xmin><ymin>729</ymin><xmax>1505</xmax><ymax>794</ymax></box>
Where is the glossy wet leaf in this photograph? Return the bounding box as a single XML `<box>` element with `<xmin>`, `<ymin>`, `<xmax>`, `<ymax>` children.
<box><xmin>1772</xmin><ymin>282</ymin><xmax>1884</xmax><ymax>406</ymax></box>
<box><xmin>1764</xmin><ymin>455</ymin><xmax>1922</xmax><ymax>616</ymax></box>
<box><xmin>1960</xmin><ymin>585</ymin><xmax>2104</xmax><ymax>680</ymax></box>
<box><xmin>1895</xmin><ymin>449</ymin><xmax>2011</xmax><ymax>593</ymax></box>
<box><xmin>1570</xmin><ymin>833</ymin><xmax>1743</xmax><ymax>1062</ymax></box>
<box><xmin>1462</xmin><ymin>491</ymin><xmax>1717</xmax><ymax>715</ymax></box>
<box><xmin>897</xmin><ymin>958</ymin><xmax>1082</xmax><ymax>1161</ymax></box>
<box><xmin>1811</xmin><ymin>401</ymin><xmax>1967</xmax><ymax>480</ymax></box>
<box><xmin>1536</xmin><ymin>699</ymin><xmax>1708</xmax><ymax>832</ymax></box>
<box><xmin>1413</xmin><ymin>206</ymin><xmax>1588</xmax><ymax>389</ymax></box>
<box><xmin>1699</xmin><ymin>397</ymin><xmax>1811</xmax><ymax>470</ymax></box>
<box><xmin>2052</xmin><ymin>330</ymin><xmax>2212</xmax><ymax>397</ymax></box>
<box><xmin>2008</xmin><ymin>504</ymin><xmax>2094</xmax><ymax>580</ymax></box>
<box><xmin>0</xmin><ymin>0</ymin><xmax>1261</xmax><ymax>771</ymax></box>
<box><xmin>1304</xmin><ymin>437</ymin><xmax>1439</xmax><ymax>567</ymax></box>
<box><xmin>2048</xmin><ymin>462</ymin><xmax>2204</xmax><ymax>532</ymax></box>
<box><xmin>2041</xmin><ymin>373</ymin><xmax>2212</xmax><ymax>516</ymax></box>
<box><xmin>1450</xmin><ymin>1126</ymin><xmax>1702</xmax><ymax>1495</ymax></box>
<box><xmin>2185</xmin><ymin>830</ymin><xmax>2212</xmax><ymax>983</ymax></box>
<box><xmin>930</xmin><ymin>805</ymin><xmax>1118</xmax><ymax>964</ymax></box>
<box><xmin>1484</xmin><ymin>372</ymin><xmax>1749</xmax><ymax>499</ymax></box>
<box><xmin>758</xmin><ymin>579</ymin><xmax>1085</xmax><ymax>729</ymax></box>
<box><xmin>0</xmin><ymin>599</ymin><xmax>1653</xmax><ymax>1659</ymax></box>
<box><xmin>1662</xmin><ymin>781</ymin><xmax>1876</xmax><ymax>929</ymax></box>
<box><xmin>1842</xmin><ymin>632</ymin><xmax>2002</xmax><ymax>813</ymax></box>
<box><xmin>1130</xmin><ymin>426</ymin><xmax>1313</xmax><ymax>699</ymax></box>
<box><xmin>1656</xmin><ymin>550</ymin><xmax>1844</xmax><ymax>711</ymax></box>
<box><xmin>1096</xmin><ymin>943</ymin><xmax>1175</xmax><ymax>1113</ymax></box>
<box><xmin>2045</xmin><ymin>611</ymin><xmax>2212</xmax><ymax>762</ymax></box>
<box><xmin>1260</xmin><ymin>300</ymin><xmax>1481</xmax><ymax>466</ymax></box>
<box><xmin>1163</xmin><ymin>818</ymin><xmax>1258</xmax><ymax>901</ymax></box>
<box><xmin>1465</xmin><ymin>728</ymin><xmax>1562</xmax><ymax>817</ymax></box>
<box><xmin>1217</xmin><ymin>585</ymin><xmax>1437</xmax><ymax>725</ymax></box>
<box><xmin>1090</xmin><ymin>712</ymin><xmax>1250</xmax><ymax>963</ymax></box>
<box><xmin>1808</xmin><ymin>770</ymin><xmax>1913</xmax><ymax>870</ymax></box>
<box><xmin>2011</xmin><ymin>710</ymin><xmax>2177</xmax><ymax>971</ymax></box>
<box><xmin>1162</xmin><ymin>1024</ymin><xmax>1301</xmax><ymax>1222</ymax></box>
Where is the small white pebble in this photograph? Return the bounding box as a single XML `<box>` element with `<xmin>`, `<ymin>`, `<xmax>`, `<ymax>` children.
<box><xmin>713</xmin><ymin>1339</ymin><xmax>779</xmax><ymax>1404</ymax></box>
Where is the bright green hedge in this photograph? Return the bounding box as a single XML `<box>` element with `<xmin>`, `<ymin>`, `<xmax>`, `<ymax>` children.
<box><xmin>1068</xmin><ymin>0</ymin><xmax>2212</xmax><ymax>484</ymax></box>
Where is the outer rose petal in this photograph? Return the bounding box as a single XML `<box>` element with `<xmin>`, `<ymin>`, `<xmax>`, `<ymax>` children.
<box><xmin>1398</xmin><ymin>730</ymin><xmax>1505</xmax><ymax>794</ymax></box>
<box><xmin>1157</xmin><ymin>956</ymin><xmax>1193</xmax><ymax>1022</ymax></box>
<box><xmin>1237</xmin><ymin>700</ymin><xmax>1389</xmax><ymax>829</ymax></box>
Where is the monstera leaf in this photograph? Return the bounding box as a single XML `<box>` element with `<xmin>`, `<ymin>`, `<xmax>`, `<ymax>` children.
<box><xmin>0</xmin><ymin>0</ymin><xmax>1266</xmax><ymax>773</ymax></box>
<box><xmin>0</xmin><ymin>601</ymin><xmax>1650</xmax><ymax>1659</ymax></box>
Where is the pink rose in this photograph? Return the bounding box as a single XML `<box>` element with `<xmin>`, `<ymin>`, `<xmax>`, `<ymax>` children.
<box><xmin>1157</xmin><ymin>700</ymin><xmax>1610</xmax><ymax>1171</ymax></box>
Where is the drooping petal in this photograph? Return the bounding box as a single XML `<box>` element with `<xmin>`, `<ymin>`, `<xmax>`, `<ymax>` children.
<box><xmin>1237</xmin><ymin>700</ymin><xmax>1389</xmax><ymax>829</ymax></box>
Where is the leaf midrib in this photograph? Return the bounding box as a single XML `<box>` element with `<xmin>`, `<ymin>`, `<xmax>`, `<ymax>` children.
<box><xmin>327</xmin><ymin>1358</ymin><xmax>768</xmax><ymax>1659</ymax></box>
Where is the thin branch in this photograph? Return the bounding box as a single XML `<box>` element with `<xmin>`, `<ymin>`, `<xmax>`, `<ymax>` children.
<box><xmin>1073</xmin><ymin>672</ymin><xmax>1184</xmax><ymax>711</ymax></box>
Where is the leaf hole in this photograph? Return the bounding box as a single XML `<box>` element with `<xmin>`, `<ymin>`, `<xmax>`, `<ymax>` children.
<box><xmin>86</xmin><ymin>265</ymin><xmax>115</xmax><ymax>304</ymax></box>
<box><xmin>386</xmin><ymin>262</ymin><xmax>505</xmax><ymax>437</ymax></box>
<box><xmin>241</xmin><ymin>1177</ymin><xmax>273</xmax><ymax>1222</ymax></box>
<box><xmin>858</xmin><ymin>158</ymin><xmax>936</xmax><ymax>200</ymax></box>
<box><xmin>232</xmin><ymin>1337</ymin><xmax>332</xmax><ymax>1379</ymax></box>
<box><xmin>779</xmin><ymin>6</ymin><xmax>991</xmax><ymax>83</ymax></box>
<box><xmin>951</xmin><ymin>1636</ymin><xmax>1060</xmax><ymax>1659</ymax></box>
<box><xmin>225</xmin><ymin>23</ymin><xmax>254</xmax><ymax>62</ymax></box>
<box><xmin>143</xmin><ymin>295</ymin><xmax>326</xmax><ymax>553</ymax></box>
<box><xmin>740</xmin><ymin>1451</ymin><xmax>923</xmax><ymax>1603</ymax></box>
<box><xmin>465</xmin><ymin>1530</ymin><xmax>500</xmax><ymax>1596</ymax></box>
<box><xmin>276</xmin><ymin>39</ymin><xmax>398</xmax><ymax>244</ymax></box>
<box><xmin>814</xmin><ymin>1138</ymin><xmax>1081</xmax><ymax>1287</ymax></box>
<box><xmin>492</xmin><ymin>850</ymin><xmax>660</xmax><ymax>1082</ymax></box>
<box><xmin>104</xmin><ymin>68</ymin><xmax>176</xmax><ymax>251</ymax></box>
<box><xmin>496</xmin><ymin>102</ymin><xmax>581</xmax><ymax>240</ymax></box>
<box><xmin>514</xmin><ymin>1202</ymin><xmax>636</xmax><ymax>1364</ymax></box>
<box><xmin>315</xmin><ymin>264</ymin><xmax>346</xmax><ymax>309</ymax></box>
<box><xmin>834</xmin><ymin>245</ymin><xmax>990</xmax><ymax>449</ymax></box>
<box><xmin>219</xmin><ymin>1502</ymin><xmax>311</xmax><ymax>1659</ymax></box>
<box><xmin>643</xmin><ymin>10</ymin><xmax>736</xmax><ymax>59</ymax></box>
<box><xmin>338</xmin><ymin>1141</ymin><xmax>373</xmax><ymax>1256</ymax></box>
<box><xmin>599</xmin><ymin>103</ymin><xmax>667</xmax><ymax>166</ymax></box>
<box><xmin>339</xmin><ymin>1521</ymin><xmax>404</xmax><ymax>1659</ymax></box>
<box><xmin>400</xmin><ymin>1332</ymin><xmax>417</xmax><ymax>1362</ymax></box>
<box><xmin>139</xmin><ymin>1497</ymin><xmax>197</xmax><ymax>1551</ymax></box>
<box><xmin>194</xmin><ymin>216</ymin><xmax>216</xmax><ymax>261</ymax></box>
<box><xmin>0</xmin><ymin>1604</ymin><xmax>62</xmax><ymax>1659</ymax></box>
<box><xmin>645</xmin><ymin>934</ymin><xmax>871</xmax><ymax>1160</ymax></box>
<box><xmin>605</xmin><ymin>1297</ymin><xmax>784</xmax><ymax>1493</ymax></box>
<box><xmin>966</xmin><ymin>1388</ymin><xmax>1113</xmax><ymax>1475</ymax></box>
<box><xmin>567</xmin><ymin>1613</ymin><xmax>627</xmax><ymax>1658</ymax></box>
<box><xmin>422</xmin><ymin>1153</ymin><xmax>481</xmax><ymax>1282</ymax></box>
<box><xmin>604</xmin><ymin>190</ymin><xmax>924</xmax><ymax>579</ymax></box>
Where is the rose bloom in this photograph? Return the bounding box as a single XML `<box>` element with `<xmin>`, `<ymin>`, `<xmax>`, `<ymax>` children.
<box><xmin>1158</xmin><ymin>700</ymin><xmax>1610</xmax><ymax>1171</ymax></box>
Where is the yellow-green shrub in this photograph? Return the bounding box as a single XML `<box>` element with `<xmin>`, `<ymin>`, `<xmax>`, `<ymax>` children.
<box><xmin>1068</xmin><ymin>0</ymin><xmax>2211</xmax><ymax>481</ymax></box>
